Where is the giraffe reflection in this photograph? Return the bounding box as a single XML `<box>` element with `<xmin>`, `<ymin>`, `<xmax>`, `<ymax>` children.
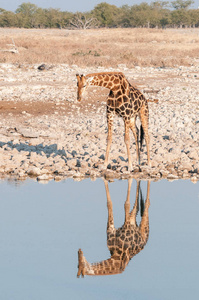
<box><xmin>77</xmin><ymin>179</ymin><xmax>150</xmax><ymax>277</ymax></box>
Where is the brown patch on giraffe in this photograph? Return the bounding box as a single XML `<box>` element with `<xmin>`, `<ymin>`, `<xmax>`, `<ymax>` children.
<box><xmin>134</xmin><ymin>91</ymin><xmax>139</xmax><ymax>98</ymax></box>
<box><xmin>120</xmin><ymin>105</ymin><xmax>125</xmax><ymax>111</ymax></box>
<box><xmin>116</xmin><ymin>90</ymin><xmax>122</xmax><ymax>97</ymax></box>
<box><xmin>107</xmin><ymin>99</ymin><xmax>115</xmax><ymax>107</ymax></box>
<box><xmin>115</xmin><ymin>96</ymin><xmax>123</xmax><ymax>108</ymax></box>
<box><xmin>126</xmin><ymin>109</ymin><xmax>130</xmax><ymax>115</ymax></box>
<box><xmin>107</xmin><ymin>82</ymin><xmax>113</xmax><ymax>89</ymax></box>
<box><xmin>133</xmin><ymin>99</ymin><xmax>139</xmax><ymax>111</ymax></box>
<box><xmin>104</xmin><ymin>75</ymin><xmax>109</xmax><ymax>82</ymax></box>
<box><xmin>114</xmin><ymin>78</ymin><xmax>120</xmax><ymax>84</ymax></box>
<box><xmin>123</xmin><ymin>95</ymin><xmax>129</xmax><ymax>103</ymax></box>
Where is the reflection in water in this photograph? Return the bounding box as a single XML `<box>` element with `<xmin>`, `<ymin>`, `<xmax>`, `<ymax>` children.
<box><xmin>77</xmin><ymin>179</ymin><xmax>150</xmax><ymax>277</ymax></box>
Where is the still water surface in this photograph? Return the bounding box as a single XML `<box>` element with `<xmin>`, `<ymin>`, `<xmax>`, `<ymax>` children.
<box><xmin>0</xmin><ymin>178</ymin><xmax>199</xmax><ymax>300</ymax></box>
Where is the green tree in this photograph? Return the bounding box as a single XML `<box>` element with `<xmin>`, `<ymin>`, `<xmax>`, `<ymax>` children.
<box><xmin>150</xmin><ymin>1</ymin><xmax>171</xmax><ymax>28</ymax></box>
<box><xmin>188</xmin><ymin>9</ymin><xmax>199</xmax><ymax>27</ymax></box>
<box><xmin>15</xmin><ymin>2</ymin><xmax>39</xmax><ymax>27</ymax></box>
<box><xmin>92</xmin><ymin>2</ymin><xmax>121</xmax><ymax>27</ymax></box>
<box><xmin>130</xmin><ymin>3</ymin><xmax>154</xmax><ymax>28</ymax></box>
<box><xmin>171</xmin><ymin>0</ymin><xmax>194</xmax><ymax>10</ymax></box>
<box><xmin>118</xmin><ymin>5</ymin><xmax>132</xmax><ymax>27</ymax></box>
<box><xmin>0</xmin><ymin>10</ymin><xmax>17</xmax><ymax>27</ymax></box>
<box><xmin>44</xmin><ymin>8</ymin><xmax>61</xmax><ymax>28</ymax></box>
<box><xmin>171</xmin><ymin>0</ymin><xmax>194</xmax><ymax>27</ymax></box>
<box><xmin>171</xmin><ymin>8</ymin><xmax>191</xmax><ymax>27</ymax></box>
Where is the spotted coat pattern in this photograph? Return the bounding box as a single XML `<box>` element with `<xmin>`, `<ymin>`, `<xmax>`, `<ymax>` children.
<box><xmin>76</xmin><ymin>72</ymin><xmax>150</xmax><ymax>170</ymax></box>
<box><xmin>77</xmin><ymin>180</ymin><xmax>150</xmax><ymax>277</ymax></box>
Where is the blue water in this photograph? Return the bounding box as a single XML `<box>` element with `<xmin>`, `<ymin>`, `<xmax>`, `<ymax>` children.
<box><xmin>0</xmin><ymin>178</ymin><xmax>198</xmax><ymax>300</ymax></box>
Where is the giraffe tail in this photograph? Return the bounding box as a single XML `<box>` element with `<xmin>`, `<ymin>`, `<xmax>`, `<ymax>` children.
<box><xmin>140</xmin><ymin>124</ymin><xmax>144</xmax><ymax>153</ymax></box>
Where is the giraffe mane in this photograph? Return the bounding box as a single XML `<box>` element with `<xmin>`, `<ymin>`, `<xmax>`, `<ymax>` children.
<box><xmin>85</xmin><ymin>72</ymin><xmax>125</xmax><ymax>78</ymax></box>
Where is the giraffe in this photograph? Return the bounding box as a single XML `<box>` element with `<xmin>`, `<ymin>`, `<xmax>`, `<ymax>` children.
<box><xmin>76</xmin><ymin>72</ymin><xmax>151</xmax><ymax>171</ymax></box>
<box><xmin>77</xmin><ymin>179</ymin><xmax>150</xmax><ymax>277</ymax></box>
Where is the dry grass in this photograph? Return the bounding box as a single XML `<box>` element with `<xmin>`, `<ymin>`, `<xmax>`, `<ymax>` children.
<box><xmin>0</xmin><ymin>27</ymin><xmax>199</xmax><ymax>67</ymax></box>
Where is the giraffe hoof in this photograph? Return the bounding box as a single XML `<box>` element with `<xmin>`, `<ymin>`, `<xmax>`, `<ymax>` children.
<box><xmin>128</xmin><ymin>165</ymin><xmax>133</xmax><ymax>172</ymax></box>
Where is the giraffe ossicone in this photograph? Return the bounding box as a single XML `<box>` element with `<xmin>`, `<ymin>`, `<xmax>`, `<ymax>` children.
<box><xmin>76</xmin><ymin>72</ymin><xmax>151</xmax><ymax>170</ymax></box>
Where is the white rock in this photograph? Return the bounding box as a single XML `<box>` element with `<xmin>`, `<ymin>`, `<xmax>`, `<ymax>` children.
<box><xmin>27</xmin><ymin>167</ymin><xmax>41</xmax><ymax>176</ymax></box>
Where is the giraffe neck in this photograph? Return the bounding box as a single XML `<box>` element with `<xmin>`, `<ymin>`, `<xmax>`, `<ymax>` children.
<box><xmin>84</xmin><ymin>258</ymin><xmax>128</xmax><ymax>276</ymax></box>
<box><xmin>77</xmin><ymin>249</ymin><xmax>129</xmax><ymax>277</ymax></box>
<box><xmin>85</xmin><ymin>72</ymin><xmax>130</xmax><ymax>93</ymax></box>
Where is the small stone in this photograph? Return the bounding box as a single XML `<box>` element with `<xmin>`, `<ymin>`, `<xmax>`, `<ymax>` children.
<box><xmin>54</xmin><ymin>176</ymin><xmax>63</xmax><ymax>182</ymax></box>
<box><xmin>160</xmin><ymin>169</ymin><xmax>169</xmax><ymax>177</ymax></box>
<box><xmin>71</xmin><ymin>150</ymin><xmax>77</xmax><ymax>157</ymax></box>
<box><xmin>190</xmin><ymin>176</ymin><xmax>198</xmax><ymax>183</ymax></box>
<box><xmin>93</xmin><ymin>162</ymin><xmax>99</xmax><ymax>168</ymax></box>
<box><xmin>99</xmin><ymin>154</ymin><xmax>105</xmax><ymax>160</ymax></box>
<box><xmin>67</xmin><ymin>159</ymin><xmax>77</xmax><ymax>170</ymax></box>
<box><xmin>118</xmin><ymin>156</ymin><xmax>127</xmax><ymax>162</ymax></box>
<box><xmin>103</xmin><ymin>170</ymin><xmax>120</xmax><ymax>180</ymax></box>
<box><xmin>117</xmin><ymin>64</ymin><xmax>127</xmax><ymax>68</ymax></box>
<box><xmin>27</xmin><ymin>167</ymin><xmax>41</xmax><ymax>176</ymax></box>
<box><xmin>37</xmin><ymin>174</ymin><xmax>52</xmax><ymax>181</ymax></box>
<box><xmin>167</xmin><ymin>174</ymin><xmax>179</xmax><ymax>180</ymax></box>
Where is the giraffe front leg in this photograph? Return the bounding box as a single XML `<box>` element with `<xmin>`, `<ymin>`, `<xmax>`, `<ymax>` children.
<box><xmin>104</xmin><ymin>115</ymin><xmax>113</xmax><ymax>169</ymax></box>
<box><xmin>124</xmin><ymin>121</ymin><xmax>132</xmax><ymax>172</ymax></box>
<box><xmin>104</xmin><ymin>179</ymin><xmax>114</xmax><ymax>230</ymax></box>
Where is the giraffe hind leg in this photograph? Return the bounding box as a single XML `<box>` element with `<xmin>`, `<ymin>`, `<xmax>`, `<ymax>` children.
<box><xmin>129</xmin><ymin>180</ymin><xmax>140</xmax><ymax>226</ymax></box>
<box><xmin>140</xmin><ymin>107</ymin><xmax>150</xmax><ymax>166</ymax></box>
<box><xmin>139</xmin><ymin>181</ymin><xmax>150</xmax><ymax>241</ymax></box>
<box><xmin>129</xmin><ymin>118</ymin><xmax>140</xmax><ymax>165</ymax></box>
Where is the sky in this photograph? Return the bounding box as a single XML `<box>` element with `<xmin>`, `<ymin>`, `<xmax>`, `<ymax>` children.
<box><xmin>0</xmin><ymin>0</ymin><xmax>198</xmax><ymax>12</ymax></box>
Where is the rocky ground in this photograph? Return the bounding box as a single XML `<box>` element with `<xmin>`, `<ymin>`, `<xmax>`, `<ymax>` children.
<box><xmin>0</xmin><ymin>62</ymin><xmax>198</xmax><ymax>182</ymax></box>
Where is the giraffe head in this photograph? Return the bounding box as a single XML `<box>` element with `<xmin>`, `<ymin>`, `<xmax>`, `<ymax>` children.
<box><xmin>76</xmin><ymin>74</ymin><xmax>87</xmax><ymax>102</ymax></box>
<box><xmin>76</xmin><ymin>74</ymin><xmax>95</xmax><ymax>101</ymax></box>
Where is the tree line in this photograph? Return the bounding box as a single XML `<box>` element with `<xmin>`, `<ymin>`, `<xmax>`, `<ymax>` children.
<box><xmin>0</xmin><ymin>1</ymin><xmax>198</xmax><ymax>29</ymax></box>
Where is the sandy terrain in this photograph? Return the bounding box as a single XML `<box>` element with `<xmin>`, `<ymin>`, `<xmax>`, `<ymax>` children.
<box><xmin>0</xmin><ymin>61</ymin><xmax>198</xmax><ymax>182</ymax></box>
